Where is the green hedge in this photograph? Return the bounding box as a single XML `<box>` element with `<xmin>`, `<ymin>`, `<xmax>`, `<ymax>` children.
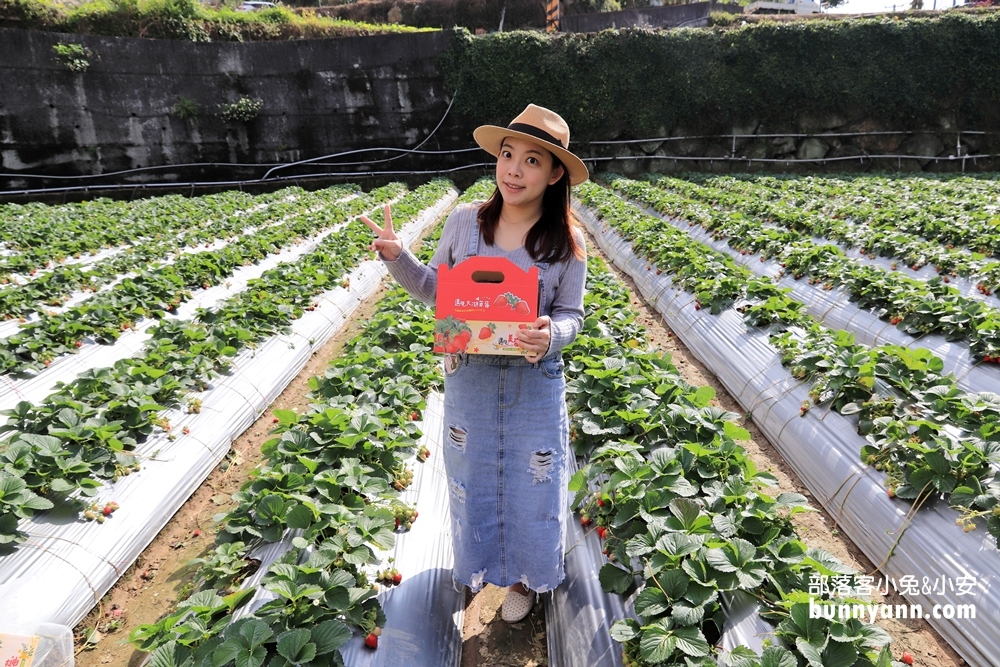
<box><xmin>441</xmin><ymin>12</ymin><xmax>1000</xmax><ymax>141</ymax></box>
<box><xmin>313</xmin><ymin>0</ymin><xmax>545</xmax><ymax>31</ymax></box>
<box><xmin>0</xmin><ymin>0</ymin><xmax>430</xmax><ymax>41</ymax></box>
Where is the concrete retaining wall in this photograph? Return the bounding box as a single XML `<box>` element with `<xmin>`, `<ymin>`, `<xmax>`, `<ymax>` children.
<box><xmin>0</xmin><ymin>28</ymin><xmax>475</xmax><ymax>190</ymax></box>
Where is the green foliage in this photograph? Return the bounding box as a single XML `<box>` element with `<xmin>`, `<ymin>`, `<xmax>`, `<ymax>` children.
<box><xmin>564</xmin><ymin>0</ymin><xmax>622</xmax><ymax>12</ymax></box>
<box><xmin>708</xmin><ymin>11</ymin><xmax>741</xmax><ymax>26</ymax></box>
<box><xmin>51</xmin><ymin>42</ymin><xmax>92</xmax><ymax>72</ymax></box>
<box><xmin>441</xmin><ymin>13</ymin><xmax>1000</xmax><ymax>141</ymax></box>
<box><xmin>306</xmin><ymin>0</ymin><xmax>543</xmax><ymax>31</ymax></box>
<box><xmin>578</xmin><ymin>176</ymin><xmax>1000</xmax><ymax>548</ymax></box>
<box><xmin>171</xmin><ymin>96</ymin><xmax>200</xmax><ymax>123</ymax></box>
<box><xmin>219</xmin><ymin>96</ymin><xmax>263</xmax><ymax>123</ymax></box>
<box><xmin>0</xmin><ymin>0</ymin><xmax>432</xmax><ymax>40</ymax></box>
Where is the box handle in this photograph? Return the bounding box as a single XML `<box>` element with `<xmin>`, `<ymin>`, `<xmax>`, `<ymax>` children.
<box><xmin>470</xmin><ymin>270</ymin><xmax>505</xmax><ymax>284</ymax></box>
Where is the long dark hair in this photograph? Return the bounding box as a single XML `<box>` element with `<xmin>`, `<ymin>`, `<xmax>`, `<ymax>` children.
<box><xmin>476</xmin><ymin>156</ymin><xmax>585</xmax><ymax>264</ymax></box>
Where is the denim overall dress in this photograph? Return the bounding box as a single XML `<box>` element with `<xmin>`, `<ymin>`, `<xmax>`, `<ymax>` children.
<box><xmin>442</xmin><ymin>221</ymin><xmax>570</xmax><ymax>594</ymax></box>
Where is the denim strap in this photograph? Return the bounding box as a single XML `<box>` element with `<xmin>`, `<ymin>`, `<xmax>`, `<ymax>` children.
<box><xmin>465</xmin><ymin>215</ymin><xmax>480</xmax><ymax>261</ymax></box>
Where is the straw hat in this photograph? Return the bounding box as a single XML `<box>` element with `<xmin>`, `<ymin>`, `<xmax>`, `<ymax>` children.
<box><xmin>473</xmin><ymin>104</ymin><xmax>589</xmax><ymax>186</ymax></box>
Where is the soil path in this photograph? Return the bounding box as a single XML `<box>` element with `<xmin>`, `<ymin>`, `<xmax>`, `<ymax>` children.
<box><xmin>74</xmin><ymin>226</ymin><xmax>966</xmax><ymax>667</ymax></box>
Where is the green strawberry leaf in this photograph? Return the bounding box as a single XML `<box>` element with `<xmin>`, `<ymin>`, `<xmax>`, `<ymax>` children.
<box><xmin>598</xmin><ymin>562</ymin><xmax>634</xmax><ymax>594</ymax></box>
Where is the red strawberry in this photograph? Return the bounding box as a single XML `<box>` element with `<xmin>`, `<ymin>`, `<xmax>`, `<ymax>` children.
<box><xmin>102</xmin><ymin>505</ymin><xmax>113</xmax><ymax>516</ymax></box>
<box><xmin>900</xmin><ymin>652</ymin><xmax>914</xmax><ymax>665</ymax></box>
<box><xmin>272</xmin><ymin>417</ymin><xmax>280</xmax><ymax>423</ymax></box>
<box><xmin>596</xmin><ymin>526</ymin><xmax>607</xmax><ymax>540</ymax></box>
<box><xmin>596</xmin><ymin>498</ymin><xmax>605</xmax><ymax>507</ymax></box>
<box><xmin>410</xmin><ymin>411</ymin><xmax>419</xmax><ymax>420</ymax></box>
<box><xmin>75</xmin><ymin>341</ymin><xmax>83</xmax><ymax>348</ymax></box>
<box><xmin>365</xmin><ymin>633</ymin><xmax>378</xmax><ymax>649</ymax></box>
<box><xmin>193</xmin><ymin>529</ymin><xmax>201</xmax><ymax>537</ymax></box>
<box><xmin>886</xmin><ymin>487</ymin><xmax>895</xmax><ymax>498</ymax></box>
<box><xmin>478</xmin><ymin>326</ymin><xmax>494</xmax><ymax>340</ymax></box>
<box><xmin>580</xmin><ymin>515</ymin><xmax>592</xmax><ymax>526</ymax></box>
<box><xmin>392</xmin><ymin>572</ymin><xmax>402</xmax><ymax>584</ymax></box>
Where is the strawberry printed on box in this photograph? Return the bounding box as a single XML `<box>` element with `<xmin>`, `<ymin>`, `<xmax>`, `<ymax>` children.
<box><xmin>435</xmin><ymin>257</ymin><xmax>539</xmax><ymax>355</ymax></box>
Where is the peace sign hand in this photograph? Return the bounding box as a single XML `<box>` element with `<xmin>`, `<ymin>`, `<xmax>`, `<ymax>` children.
<box><xmin>360</xmin><ymin>204</ymin><xmax>402</xmax><ymax>261</ymax></box>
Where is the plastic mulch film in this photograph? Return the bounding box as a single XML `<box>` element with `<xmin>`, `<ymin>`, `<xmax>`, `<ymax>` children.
<box><xmin>0</xmin><ymin>190</ymin><xmax>457</xmax><ymax>629</ymax></box>
<box><xmin>546</xmin><ymin>454</ymin><xmax>632</xmax><ymax>667</ymax></box>
<box><xmin>717</xmin><ymin>591</ymin><xmax>783</xmax><ymax>666</ymax></box>
<box><xmin>624</xmin><ymin>200</ymin><xmax>1000</xmax><ymax>396</ymax></box>
<box><xmin>0</xmin><ymin>622</ymin><xmax>74</xmax><ymax>667</ymax></box>
<box><xmin>0</xmin><ymin>196</ymin><xmax>308</xmax><ymax>340</ymax></box>
<box><xmin>623</xmin><ymin>193</ymin><xmax>1000</xmax><ymax>313</ymax></box>
<box><xmin>0</xmin><ymin>192</ymin><xmax>407</xmax><ymax>416</ymax></box>
<box><xmin>546</xmin><ymin>375</ymin><xmax>775</xmax><ymax>666</ymax></box>
<box><xmin>339</xmin><ymin>391</ymin><xmax>464</xmax><ymax>667</ymax></box>
<box><xmin>214</xmin><ymin>392</ymin><xmax>464</xmax><ymax>667</ymax></box>
<box><xmin>576</xmin><ymin>202</ymin><xmax>1000</xmax><ymax>667</ymax></box>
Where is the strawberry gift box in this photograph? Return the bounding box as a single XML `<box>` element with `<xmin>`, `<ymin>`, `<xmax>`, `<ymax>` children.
<box><xmin>434</xmin><ymin>257</ymin><xmax>539</xmax><ymax>355</ymax></box>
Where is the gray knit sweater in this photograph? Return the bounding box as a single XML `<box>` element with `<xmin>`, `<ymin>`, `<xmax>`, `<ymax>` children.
<box><xmin>382</xmin><ymin>202</ymin><xmax>587</xmax><ymax>360</ymax></box>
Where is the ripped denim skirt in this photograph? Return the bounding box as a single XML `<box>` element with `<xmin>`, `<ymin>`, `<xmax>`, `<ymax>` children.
<box><xmin>441</xmin><ymin>351</ymin><xmax>569</xmax><ymax>593</ymax></box>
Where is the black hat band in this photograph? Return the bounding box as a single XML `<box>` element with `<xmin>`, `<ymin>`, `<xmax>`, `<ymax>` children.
<box><xmin>506</xmin><ymin>123</ymin><xmax>566</xmax><ymax>149</ymax></box>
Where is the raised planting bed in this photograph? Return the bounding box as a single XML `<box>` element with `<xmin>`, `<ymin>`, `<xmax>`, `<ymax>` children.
<box><xmin>575</xmin><ymin>183</ymin><xmax>998</xmax><ymax>667</ymax></box>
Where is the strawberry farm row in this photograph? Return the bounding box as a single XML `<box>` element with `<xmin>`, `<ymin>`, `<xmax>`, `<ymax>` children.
<box><xmin>577</xmin><ymin>181</ymin><xmax>1000</xmax><ymax>543</ymax></box>
<box><xmin>666</xmin><ymin>175</ymin><xmax>1000</xmax><ymax>291</ymax></box>
<box><xmin>122</xmin><ymin>178</ymin><xmax>494</xmax><ymax>666</ymax></box>
<box><xmin>0</xmin><ymin>184</ymin><xmax>395</xmax><ymax>375</ymax></box>
<box><xmin>573</xmin><ymin>182</ymin><xmax>999</xmax><ymax>667</ymax></box>
<box><xmin>565</xmin><ymin>265</ymin><xmax>902</xmax><ymax>667</ymax></box>
<box><xmin>0</xmin><ymin>188</ymin><xmax>300</xmax><ymax>281</ymax></box>
<box><xmin>0</xmin><ymin>180</ymin><xmax>453</xmax><ymax>571</ymax></box>
<box><xmin>608</xmin><ymin>176</ymin><xmax>1000</xmax><ymax>362</ymax></box>
<box><xmin>605</xmin><ymin>176</ymin><xmax>1000</xmax><ymax>408</ymax></box>
<box><xmin>0</xmin><ymin>185</ymin><xmax>359</xmax><ymax>320</ymax></box>
<box><xmin>708</xmin><ymin>174</ymin><xmax>1000</xmax><ymax>262</ymax></box>
<box><xmin>124</xmin><ymin>178</ymin><xmax>912</xmax><ymax>667</ymax></box>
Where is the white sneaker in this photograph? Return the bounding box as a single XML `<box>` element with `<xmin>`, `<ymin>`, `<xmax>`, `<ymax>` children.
<box><xmin>501</xmin><ymin>588</ymin><xmax>536</xmax><ymax>623</ymax></box>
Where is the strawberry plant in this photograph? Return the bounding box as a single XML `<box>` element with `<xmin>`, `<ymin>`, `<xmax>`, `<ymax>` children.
<box><xmin>609</xmin><ymin>175</ymin><xmax>1000</xmax><ymax>361</ymax></box>
<box><xmin>0</xmin><ymin>186</ymin><xmax>358</xmax><ymax>319</ymax></box>
<box><xmin>577</xmin><ymin>181</ymin><xmax>1000</xmax><ymax>548</ymax></box>
<box><xmin>0</xmin><ymin>181</ymin><xmax>452</xmax><ymax>546</ymax></box>
<box><xmin>561</xmin><ymin>256</ymin><xmax>899</xmax><ymax>666</ymax></box>
<box><xmin>120</xmin><ymin>180</ymin><xmax>469</xmax><ymax>664</ymax></box>
<box><xmin>0</xmin><ymin>184</ymin><xmax>399</xmax><ymax>375</ymax></box>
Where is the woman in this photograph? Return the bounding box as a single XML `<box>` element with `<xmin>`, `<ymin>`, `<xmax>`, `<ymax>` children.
<box><xmin>361</xmin><ymin>104</ymin><xmax>588</xmax><ymax>623</ymax></box>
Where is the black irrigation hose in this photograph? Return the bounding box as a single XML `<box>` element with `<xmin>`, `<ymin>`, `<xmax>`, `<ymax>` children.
<box><xmin>4</xmin><ymin>124</ymin><xmax>999</xmax><ymax>198</ymax></box>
